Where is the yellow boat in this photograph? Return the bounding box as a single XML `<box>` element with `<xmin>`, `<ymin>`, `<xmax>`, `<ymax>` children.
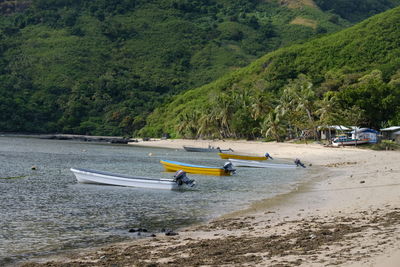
<box><xmin>160</xmin><ymin>160</ymin><xmax>235</xmax><ymax>176</ymax></box>
<box><xmin>218</xmin><ymin>152</ymin><xmax>273</xmax><ymax>161</ymax></box>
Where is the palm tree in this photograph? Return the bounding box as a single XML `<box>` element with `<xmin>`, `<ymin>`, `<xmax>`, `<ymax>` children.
<box><xmin>197</xmin><ymin>111</ymin><xmax>218</xmax><ymax>138</ymax></box>
<box><xmin>231</xmin><ymin>84</ymin><xmax>251</xmax><ymax>110</ymax></box>
<box><xmin>281</xmin><ymin>74</ymin><xmax>318</xmax><ymax>139</ymax></box>
<box><xmin>342</xmin><ymin>106</ymin><xmax>366</xmax><ymax>126</ymax></box>
<box><xmin>212</xmin><ymin>92</ymin><xmax>235</xmax><ymax>138</ymax></box>
<box><xmin>176</xmin><ymin>109</ymin><xmax>201</xmax><ymax>138</ymax></box>
<box><xmin>250</xmin><ymin>89</ymin><xmax>273</xmax><ymax>121</ymax></box>
<box><xmin>316</xmin><ymin>91</ymin><xmax>342</xmax><ymax>141</ymax></box>
<box><xmin>261</xmin><ymin>110</ymin><xmax>286</xmax><ymax>142</ymax></box>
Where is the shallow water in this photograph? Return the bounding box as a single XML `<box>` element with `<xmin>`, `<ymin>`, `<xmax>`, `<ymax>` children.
<box><xmin>0</xmin><ymin>136</ymin><xmax>307</xmax><ymax>264</ymax></box>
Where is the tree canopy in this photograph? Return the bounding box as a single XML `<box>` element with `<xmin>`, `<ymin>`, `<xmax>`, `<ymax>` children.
<box><xmin>141</xmin><ymin>6</ymin><xmax>400</xmax><ymax>139</ymax></box>
<box><xmin>1</xmin><ymin>0</ymin><xmax>399</xmax><ymax>137</ymax></box>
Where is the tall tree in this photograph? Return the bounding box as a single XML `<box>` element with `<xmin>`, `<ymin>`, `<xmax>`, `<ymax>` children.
<box><xmin>261</xmin><ymin>109</ymin><xmax>286</xmax><ymax>142</ymax></box>
<box><xmin>279</xmin><ymin>74</ymin><xmax>318</xmax><ymax>139</ymax></box>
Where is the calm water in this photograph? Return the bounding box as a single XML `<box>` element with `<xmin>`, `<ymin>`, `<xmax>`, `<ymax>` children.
<box><xmin>0</xmin><ymin>136</ymin><xmax>307</xmax><ymax>264</ymax></box>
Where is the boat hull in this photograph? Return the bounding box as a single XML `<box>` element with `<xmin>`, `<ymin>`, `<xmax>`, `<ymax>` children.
<box><xmin>229</xmin><ymin>159</ymin><xmax>297</xmax><ymax>169</ymax></box>
<box><xmin>160</xmin><ymin>160</ymin><xmax>230</xmax><ymax>176</ymax></box>
<box><xmin>183</xmin><ymin>146</ymin><xmax>220</xmax><ymax>152</ymax></box>
<box><xmin>183</xmin><ymin>146</ymin><xmax>233</xmax><ymax>153</ymax></box>
<box><xmin>70</xmin><ymin>168</ymin><xmax>179</xmax><ymax>190</ymax></box>
<box><xmin>218</xmin><ymin>152</ymin><xmax>268</xmax><ymax>161</ymax></box>
<box><xmin>332</xmin><ymin>139</ymin><xmax>369</xmax><ymax>146</ymax></box>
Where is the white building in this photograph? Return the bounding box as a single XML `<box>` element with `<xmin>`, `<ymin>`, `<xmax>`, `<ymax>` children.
<box><xmin>351</xmin><ymin>128</ymin><xmax>379</xmax><ymax>143</ymax></box>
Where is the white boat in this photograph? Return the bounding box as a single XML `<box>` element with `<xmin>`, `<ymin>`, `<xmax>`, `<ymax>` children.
<box><xmin>70</xmin><ymin>168</ymin><xmax>195</xmax><ymax>190</ymax></box>
<box><xmin>332</xmin><ymin>136</ymin><xmax>369</xmax><ymax>146</ymax></box>
<box><xmin>229</xmin><ymin>159</ymin><xmax>298</xmax><ymax>169</ymax></box>
<box><xmin>183</xmin><ymin>145</ymin><xmax>233</xmax><ymax>153</ymax></box>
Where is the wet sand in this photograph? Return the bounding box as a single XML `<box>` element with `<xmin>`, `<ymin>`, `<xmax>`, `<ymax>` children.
<box><xmin>20</xmin><ymin>139</ymin><xmax>400</xmax><ymax>266</ymax></box>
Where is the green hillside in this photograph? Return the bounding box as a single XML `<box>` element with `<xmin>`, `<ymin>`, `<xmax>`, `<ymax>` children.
<box><xmin>0</xmin><ymin>0</ymin><xmax>346</xmax><ymax>135</ymax></box>
<box><xmin>315</xmin><ymin>0</ymin><xmax>400</xmax><ymax>22</ymax></box>
<box><xmin>0</xmin><ymin>0</ymin><xmax>399</xmax><ymax>136</ymax></box>
<box><xmin>141</xmin><ymin>6</ymin><xmax>400</xmax><ymax>139</ymax></box>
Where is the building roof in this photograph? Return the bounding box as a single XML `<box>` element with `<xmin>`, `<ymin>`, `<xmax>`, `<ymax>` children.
<box><xmin>380</xmin><ymin>126</ymin><xmax>400</xmax><ymax>132</ymax></box>
<box><xmin>351</xmin><ymin>128</ymin><xmax>379</xmax><ymax>134</ymax></box>
<box><xmin>318</xmin><ymin>125</ymin><xmax>351</xmax><ymax>131</ymax></box>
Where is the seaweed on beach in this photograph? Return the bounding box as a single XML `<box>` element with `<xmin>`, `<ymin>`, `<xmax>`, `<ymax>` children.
<box><xmin>0</xmin><ymin>175</ymin><xmax>27</xmax><ymax>179</ymax></box>
<box><xmin>20</xmin><ymin>209</ymin><xmax>400</xmax><ymax>267</ymax></box>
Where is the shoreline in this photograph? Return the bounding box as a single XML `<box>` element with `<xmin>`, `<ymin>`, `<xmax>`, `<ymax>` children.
<box><xmin>20</xmin><ymin>139</ymin><xmax>400</xmax><ymax>266</ymax></box>
<box><xmin>0</xmin><ymin>133</ymin><xmax>135</xmax><ymax>144</ymax></box>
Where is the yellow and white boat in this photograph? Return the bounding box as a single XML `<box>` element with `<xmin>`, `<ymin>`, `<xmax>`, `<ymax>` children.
<box><xmin>218</xmin><ymin>152</ymin><xmax>273</xmax><ymax>161</ymax></box>
<box><xmin>160</xmin><ymin>160</ymin><xmax>235</xmax><ymax>176</ymax></box>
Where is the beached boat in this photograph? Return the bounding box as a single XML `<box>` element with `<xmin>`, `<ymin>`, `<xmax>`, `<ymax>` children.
<box><xmin>70</xmin><ymin>168</ymin><xmax>195</xmax><ymax>190</ymax></box>
<box><xmin>332</xmin><ymin>136</ymin><xmax>369</xmax><ymax>146</ymax></box>
<box><xmin>218</xmin><ymin>152</ymin><xmax>273</xmax><ymax>161</ymax></box>
<box><xmin>229</xmin><ymin>159</ymin><xmax>298</xmax><ymax>169</ymax></box>
<box><xmin>183</xmin><ymin>146</ymin><xmax>233</xmax><ymax>153</ymax></box>
<box><xmin>160</xmin><ymin>160</ymin><xmax>235</xmax><ymax>176</ymax></box>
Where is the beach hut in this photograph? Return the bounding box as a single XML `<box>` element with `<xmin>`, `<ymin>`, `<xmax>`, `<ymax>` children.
<box><xmin>351</xmin><ymin>128</ymin><xmax>379</xmax><ymax>143</ymax></box>
<box><xmin>318</xmin><ymin>125</ymin><xmax>351</xmax><ymax>140</ymax></box>
<box><xmin>380</xmin><ymin>126</ymin><xmax>400</xmax><ymax>143</ymax></box>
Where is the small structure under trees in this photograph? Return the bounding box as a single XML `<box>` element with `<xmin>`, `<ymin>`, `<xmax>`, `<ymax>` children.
<box><xmin>380</xmin><ymin>126</ymin><xmax>400</xmax><ymax>143</ymax></box>
<box><xmin>318</xmin><ymin>125</ymin><xmax>351</xmax><ymax>140</ymax></box>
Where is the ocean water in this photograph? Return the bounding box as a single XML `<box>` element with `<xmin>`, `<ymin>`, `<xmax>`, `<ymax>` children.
<box><xmin>0</xmin><ymin>136</ymin><xmax>307</xmax><ymax>264</ymax></box>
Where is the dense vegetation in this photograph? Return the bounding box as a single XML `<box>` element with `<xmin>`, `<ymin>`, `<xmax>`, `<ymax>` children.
<box><xmin>0</xmin><ymin>0</ymin><xmax>351</xmax><ymax>135</ymax></box>
<box><xmin>141</xmin><ymin>6</ymin><xmax>400</xmax><ymax>140</ymax></box>
<box><xmin>1</xmin><ymin>0</ymin><xmax>399</xmax><ymax>137</ymax></box>
<box><xmin>315</xmin><ymin>0</ymin><xmax>400</xmax><ymax>22</ymax></box>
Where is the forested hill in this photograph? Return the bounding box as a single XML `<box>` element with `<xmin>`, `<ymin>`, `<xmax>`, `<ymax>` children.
<box><xmin>314</xmin><ymin>0</ymin><xmax>400</xmax><ymax>22</ymax></box>
<box><xmin>0</xmin><ymin>0</ymin><xmax>399</xmax><ymax>136</ymax></box>
<box><xmin>141</xmin><ymin>6</ymin><xmax>400</xmax><ymax>139</ymax></box>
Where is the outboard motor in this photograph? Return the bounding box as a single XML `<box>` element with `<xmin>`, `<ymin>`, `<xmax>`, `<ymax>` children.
<box><xmin>294</xmin><ymin>158</ymin><xmax>306</xmax><ymax>168</ymax></box>
<box><xmin>174</xmin><ymin>170</ymin><xmax>196</xmax><ymax>187</ymax></box>
<box><xmin>223</xmin><ymin>162</ymin><xmax>236</xmax><ymax>175</ymax></box>
<box><xmin>265</xmin><ymin>153</ymin><xmax>273</xmax><ymax>160</ymax></box>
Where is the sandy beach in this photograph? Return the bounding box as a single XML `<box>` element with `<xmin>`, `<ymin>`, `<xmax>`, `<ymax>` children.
<box><xmin>21</xmin><ymin>139</ymin><xmax>400</xmax><ymax>267</ymax></box>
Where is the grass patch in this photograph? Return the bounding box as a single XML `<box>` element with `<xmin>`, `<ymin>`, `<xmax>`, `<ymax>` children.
<box><xmin>290</xmin><ymin>17</ymin><xmax>318</xmax><ymax>29</ymax></box>
<box><xmin>368</xmin><ymin>140</ymin><xmax>400</xmax><ymax>151</ymax></box>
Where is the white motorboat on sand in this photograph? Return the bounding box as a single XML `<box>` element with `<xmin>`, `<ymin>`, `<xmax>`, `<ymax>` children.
<box><xmin>332</xmin><ymin>136</ymin><xmax>369</xmax><ymax>146</ymax></box>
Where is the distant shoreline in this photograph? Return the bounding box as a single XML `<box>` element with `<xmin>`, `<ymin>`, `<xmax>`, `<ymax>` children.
<box><xmin>0</xmin><ymin>133</ymin><xmax>136</xmax><ymax>144</ymax></box>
